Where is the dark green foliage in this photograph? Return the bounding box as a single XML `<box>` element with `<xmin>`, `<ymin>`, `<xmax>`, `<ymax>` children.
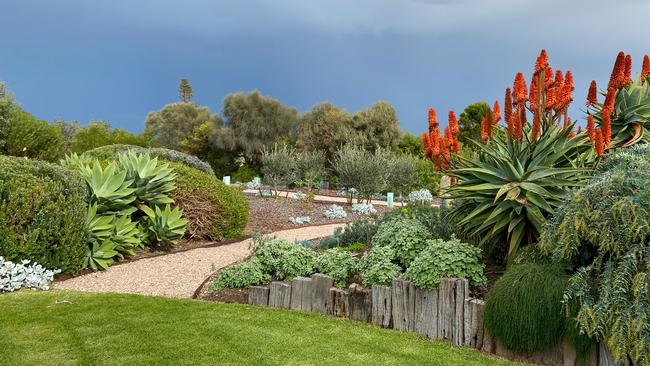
<box><xmin>339</xmin><ymin>220</ymin><xmax>378</xmax><ymax>246</ymax></box>
<box><xmin>349</xmin><ymin>101</ymin><xmax>402</xmax><ymax>152</ymax></box>
<box><xmin>396</xmin><ymin>132</ymin><xmax>424</xmax><ymax>158</ymax></box>
<box><xmin>484</xmin><ymin>263</ymin><xmax>567</xmax><ymax>354</ymax></box>
<box><xmin>372</xmin><ymin>216</ymin><xmax>431</xmax><ymax>268</ymax></box>
<box><xmin>71</xmin><ymin>121</ymin><xmax>149</xmax><ymax>154</ymax></box>
<box><xmin>83</xmin><ymin>144</ymin><xmax>214</xmax><ymax>175</ymax></box>
<box><xmin>458</xmin><ymin>102</ymin><xmax>489</xmax><ymax>145</ymax></box>
<box><xmin>169</xmin><ymin>162</ymin><xmax>248</xmax><ymax>240</ymax></box>
<box><xmin>0</xmin><ymin>156</ymin><xmax>87</xmax><ymax>273</ymax></box>
<box><xmin>541</xmin><ymin>145</ymin><xmax>650</xmax><ymax>365</ymax></box>
<box><xmin>298</xmin><ymin>102</ymin><xmax>352</xmax><ymax>162</ymax></box>
<box><xmin>211</xmin><ymin>259</ymin><xmax>270</xmax><ymax>290</ymax></box>
<box><xmin>315</xmin><ymin>249</ymin><xmax>358</xmax><ymax>288</ymax></box>
<box><xmin>336</xmin><ymin>242</ymin><xmax>369</xmax><ymax>252</ymax></box>
<box><xmin>5</xmin><ymin>110</ymin><xmax>65</xmax><ymax>162</ymax></box>
<box><xmin>404</xmin><ymin>237</ymin><xmax>486</xmax><ymax>289</ymax></box>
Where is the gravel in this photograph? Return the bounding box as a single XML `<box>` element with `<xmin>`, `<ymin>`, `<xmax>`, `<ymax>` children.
<box><xmin>55</xmin><ymin>223</ymin><xmax>345</xmax><ymax>298</ymax></box>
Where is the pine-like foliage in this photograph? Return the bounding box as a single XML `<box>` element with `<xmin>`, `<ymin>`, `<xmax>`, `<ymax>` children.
<box><xmin>540</xmin><ymin>144</ymin><xmax>650</xmax><ymax>366</ymax></box>
<box><xmin>179</xmin><ymin>78</ymin><xmax>193</xmax><ymax>103</ymax></box>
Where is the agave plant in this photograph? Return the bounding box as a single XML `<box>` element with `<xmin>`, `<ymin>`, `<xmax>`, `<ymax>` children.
<box><xmin>84</xmin><ymin>204</ymin><xmax>119</xmax><ymax>271</ymax></box>
<box><xmin>118</xmin><ymin>152</ymin><xmax>176</xmax><ymax>206</ymax></box>
<box><xmin>112</xmin><ymin>215</ymin><xmax>142</xmax><ymax>258</ymax></box>
<box><xmin>140</xmin><ymin>204</ymin><xmax>188</xmax><ymax>246</ymax></box>
<box><xmin>448</xmin><ymin>125</ymin><xmax>593</xmax><ymax>258</ymax></box>
<box><xmin>79</xmin><ymin>161</ymin><xmax>136</xmax><ymax>214</ymax></box>
<box><xmin>60</xmin><ymin>152</ymin><xmax>93</xmax><ymax>169</ymax></box>
<box><xmin>590</xmin><ymin>76</ymin><xmax>650</xmax><ymax>147</ymax></box>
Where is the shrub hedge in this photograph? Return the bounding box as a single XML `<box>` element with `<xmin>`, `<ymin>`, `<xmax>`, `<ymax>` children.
<box><xmin>83</xmin><ymin>144</ymin><xmax>215</xmax><ymax>175</ymax></box>
<box><xmin>169</xmin><ymin>162</ymin><xmax>249</xmax><ymax>240</ymax></box>
<box><xmin>0</xmin><ymin>156</ymin><xmax>87</xmax><ymax>273</ymax></box>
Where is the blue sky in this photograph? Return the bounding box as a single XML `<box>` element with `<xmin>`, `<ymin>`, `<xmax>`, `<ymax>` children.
<box><xmin>1</xmin><ymin>0</ymin><xmax>648</xmax><ymax>134</ymax></box>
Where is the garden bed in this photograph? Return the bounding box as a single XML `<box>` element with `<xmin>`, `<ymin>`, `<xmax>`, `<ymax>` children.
<box><xmin>245</xmin><ymin>195</ymin><xmax>389</xmax><ymax>234</ymax></box>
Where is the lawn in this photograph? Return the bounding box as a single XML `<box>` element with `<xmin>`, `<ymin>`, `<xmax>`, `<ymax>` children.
<box><xmin>0</xmin><ymin>291</ymin><xmax>520</xmax><ymax>366</ymax></box>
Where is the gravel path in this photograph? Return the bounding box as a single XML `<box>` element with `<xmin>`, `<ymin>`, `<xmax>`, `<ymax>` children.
<box><xmin>55</xmin><ymin>223</ymin><xmax>345</xmax><ymax>298</ymax></box>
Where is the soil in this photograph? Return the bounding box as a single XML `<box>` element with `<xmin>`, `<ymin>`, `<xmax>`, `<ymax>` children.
<box><xmin>245</xmin><ymin>195</ymin><xmax>389</xmax><ymax>235</ymax></box>
<box><xmin>200</xmin><ymin>288</ymin><xmax>249</xmax><ymax>304</ymax></box>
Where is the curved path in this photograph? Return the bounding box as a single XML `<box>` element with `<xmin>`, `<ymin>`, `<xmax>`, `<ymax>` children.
<box><xmin>56</xmin><ymin>223</ymin><xmax>345</xmax><ymax>298</ymax></box>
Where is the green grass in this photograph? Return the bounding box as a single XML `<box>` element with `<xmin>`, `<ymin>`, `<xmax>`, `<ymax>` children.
<box><xmin>0</xmin><ymin>291</ymin><xmax>521</xmax><ymax>366</ymax></box>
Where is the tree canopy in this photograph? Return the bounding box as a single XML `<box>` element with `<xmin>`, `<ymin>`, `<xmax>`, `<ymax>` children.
<box><xmin>349</xmin><ymin>101</ymin><xmax>402</xmax><ymax>152</ymax></box>
<box><xmin>458</xmin><ymin>102</ymin><xmax>489</xmax><ymax>144</ymax></box>
<box><xmin>145</xmin><ymin>102</ymin><xmax>221</xmax><ymax>150</ymax></box>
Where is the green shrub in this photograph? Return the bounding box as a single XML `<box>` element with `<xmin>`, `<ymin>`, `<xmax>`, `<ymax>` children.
<box><xmin>358</xmin><ymin>246</ymin><xmax>401</xmax><ymax>287</ymax></box>
<box><xmin>252</xmin><ymin>238</ymin><xmax>316</xmax><ymax>281</ymax></box>
<box><xmin>404</xmin><ymin>237</ymin><xmax>486</xmax><ymax>289</ymax></box>
<box><xmin>484</xmin><ymin>263</ymin><xmax>567</xmax><ymax>354</ymax></box>
<box><xmin>315</xmin><ymin>249</ymin><xmax>358</xmax><ymax>288</ymax></box>
<box><xmin>0</xmin><ymin>156</ymin><xmax>87</xmax><ymax>273</ymax></box>
<box><xmin>540</xmin><ymin>145</ymin><xmax>650</xmax><ymax>364</ymax></box>
<box><xmin>414</xmin><ymin>158</ymin><xmax>441</xmax><ymax>194</ymax></box>
<box><xmin>336</xmin><ymin>242</ymin><xmax>369</xmax><ymax>252</ymax></box>
<box><xmin>332</xmin><ymin>145</ymin><xmax>391</xmax><ymax>203</ymax></box>
<box><xmin>386</xmin><ymin>154</ymin><xmax>418</xmax><ymax>198</ymax></box>
<box><xmin>384</xmin><ymin>202</ymin><xmax>456</xmax><ymax>241</ymax></box>
<box><xmin>211</xmin><ymin>259</ymin><xmax>271</xmax><ymax>290</ymax></box>
<box><xmin>169</xmin><ymin>162</ymin><xmax>248</xmax><ymax>240</ymax></box>
<box><xmin>372</xmin><ymin>216</ymin><xmax>430</xmax><ymax>268</ymax></box>
<box><xmin>83</xmin><ymin>144</ymin><xmax>214</xmax><ymax>175</ymax></box>
<box><xmin>339</xmin><ymin>220</ymin><xmax>378</xmax><ymax>246</ymax></box>
<box><xmin>295</xmin><ymin>150</ymin><xmax>326</xmax><ymax>190</ymax></box>
<box><xmin>5</xmin><ymin>110</ymin><xmax>66</xmax><ymax>162</ymax></box>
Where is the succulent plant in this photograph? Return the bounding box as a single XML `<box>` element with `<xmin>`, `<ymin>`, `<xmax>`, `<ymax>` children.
<box><xmin>118</xmin><ymin>152</ymin><xmax>176</xmax><ymax>206</ymax></box>
<box><xmin>140</xmin><ymin>204</ymin><xmax>188</xmax><ymax>246</ymax></box>
<box><xmin>84</xmin><ymin>204</ymin><xmax>119</xmax><ymax>271</ymax></box>
<box><xmin>79</xmin><ymin>161</ymin><xmax>136</xmax><ymax>214</ymax></box>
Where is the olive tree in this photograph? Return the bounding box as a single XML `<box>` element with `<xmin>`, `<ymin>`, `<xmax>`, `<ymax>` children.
<box><xmin>332</xmin><ymin>145</ymin><xmax>391</xmax><ymax>204</ymax></box>
<box><xmin>260</xmin><ymin>144</ymin><xmax>297</xmax><ymax>197</ymax></box>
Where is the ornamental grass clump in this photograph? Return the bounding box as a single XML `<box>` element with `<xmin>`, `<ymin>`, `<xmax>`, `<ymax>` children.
<box><xmin>484</xmin><ymin>263</ymin><xmax>568</xmax><ymax>354</ymax></box>
<box><xmin>404</xmin><ymin>237</ymin><xmax>486</xmax><ymax>289</ymax></box>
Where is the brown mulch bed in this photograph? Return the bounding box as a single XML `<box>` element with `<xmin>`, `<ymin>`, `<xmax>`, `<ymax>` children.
<box><xmin>244</xmin><ymin>195</ymin><xmax>389</xmax><ymax>235</ymax></box>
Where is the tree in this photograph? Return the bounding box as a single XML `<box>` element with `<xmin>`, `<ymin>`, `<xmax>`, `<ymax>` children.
<box><xmin>216</xmin><ymin>90</ymin><xmax>299</xmax><ymax>165</ymax></box>
<box><xmin>71</xmin><ymin>121</ymin><xmax>149</xmax><ymax>153</ymax></box>
<box><xmin>298</xmin><ymin>102</ymin><xmax>353</xmax><ymax>161</ymax></box>
<box><xmin>458</xmin><ymin>102</ymin><xmax>489</xmax><ymax>144</ymax></box>
<box><xmin>0</xmin><ymin>82</ymin><xmax>16</xmax><ymax>152</ymax></box>
<box><xmin>54</xmin><ymin>120</ymin><xmax>80</xmax><ymax>151</ymax></box>
<box><xmin>179</xmin><ymin>79</ymin><xmax>193</xmax><ymax>103</ymax></box>
<box><xmin>397</xmin><ymin>132</ymin><xmax>425</xmax><ymax>157</ymax></box>
<box><xmin>350</xmin><ymin>101</ymin><xmax>402</xmax><ymax>152</ymax></box>
<box><xmin>145</xmin><ymin>102</ymin><xmax>221</xmax><ymax>150</ymax></box>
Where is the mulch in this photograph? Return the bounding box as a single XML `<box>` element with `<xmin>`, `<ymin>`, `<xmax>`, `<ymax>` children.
<box><xmin>245</xmin><ymin>195</ymin><xmax>389</xmax><ymax>235</ymax></box>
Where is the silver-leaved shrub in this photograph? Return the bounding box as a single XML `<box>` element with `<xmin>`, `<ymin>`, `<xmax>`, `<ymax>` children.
<box><xmin>324</xmin><ymin>204</ymin><xmax>347</xmax><ymax>219</ymax></box>
<box><xmin>0</xmin><ymin>257</ymin><xmax>60</xmax><ymax>292</ymax></box>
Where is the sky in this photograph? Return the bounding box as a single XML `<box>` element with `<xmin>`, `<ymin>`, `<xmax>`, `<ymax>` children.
<box><xmin>1</xmin><ymin>0</ymin><xmax>649</xmax><ymax>134</ymax></box>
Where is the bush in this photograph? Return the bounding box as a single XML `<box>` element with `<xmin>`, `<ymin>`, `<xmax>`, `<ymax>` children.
<box><xmin>387</xmin><ymin>154</ymin><xmax>418</xmax><ymax>197</ymax></box>
<box><xmin>332</xmin><ymin>145</ymin><xmax>391</xmax><ymax>203</ymax></box>
<box><xmin>358</xmin><ymin>246</ymin><xmax>401</xmax><ymax>287</ymax></box>
<box><xmin>252</xmin><ymin>238</ymin><xmax>316</xmax><ymax>281</ymax></box>
<box><xmin>0</xmin><ymin>156</ymin><xmax>87</xmax><ymax>273</ymax></box>
<box><xmin>169</xmin><ymin>162</ymin><xmax>249</xmax><ymax>240</ymax></box>
<box><xmin>83</xmin><ymin>144</ymin><xmax>214</xmax><ymax>175</ymax></box>
<box><xmin>339</xmin><ymin>220</ymin><xmax>378</xmax><ymax>246</ymax></box>
<box><xmin>415</xmin><ymin>158</ymin><xmax>441</xmax><ymax>194</ymax></box>
<box><xmin>404</xmin><ymin>237</ymin><xmax>486</xmax><ymax>289</ymax></box>
<box><xmin>0</xmin><ymin>257</ymin><xmax>60</xmax><ymax>292</ymax></box>
<box><xmin>383</xmin><ymin>203</ymin><xmax>456</xmax><ymax>241</ymax></box>
<box><xmin>295</xmin><ymin>150</ymin><xmax>326</xmax><ymax>190</ymax></box>
<box><xmin>540</xmin><ymin>144</ymin><xmax>650</xmax><ymax>364</ymax></box>
<box><xmin>315</xmin><ymin>250</ymin><xmax>358</xmax><ymax>288</ymax></box>
<box><xmin>324</xmin><ymin>204</ymin><xmax>347</xmax><ymax>219</ymax></box>
<box><xmin>211</xmin><ymin>259</ymin><xmax>271</xmax><ymax>290</ymax></box>
<box><xmin>407</xmin><ymin>189</ymin><xmax>433</xmax><ymax>205</ymax></box>
<box><xmin>372</xmin><ymin>216</ymin><xmax>430</xmax><ymax>268</ymax></box>
<box><xmin>484</xmin><ymin>263</ymin><xmax>567</xmax><ymax>354</ymax></box>
<box><xmin>5</xmin><ymin>110</ymin><xmax>65</xmax><ymax>162</ymax></box>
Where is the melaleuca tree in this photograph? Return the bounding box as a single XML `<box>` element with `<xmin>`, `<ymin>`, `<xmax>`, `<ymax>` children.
<box><xmin>349</xmin><ymin>101</ymin><xmax>402</xmax><ymax>152</ymax></box>
<box><xmin>179</xmin><ymin>78</ymin><xmax>193</xmax><ymax>103</ymax></box>
<box><xmin>540</xmin><ymin>144</ymin><xmax>650</xmax><ymax>366</ymax></box>
<box><xmin>298</xmin><ymin>102</ymin><xmax>353</xmax><ymax>161</ymax></box>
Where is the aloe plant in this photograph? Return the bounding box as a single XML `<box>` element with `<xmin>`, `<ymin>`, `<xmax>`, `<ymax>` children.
<box><xmin>80</xmin><ymin>161</ymin><xmax>136</xmax><ymax>214</ymax></box>
<box><xmin>140</xmin><ymin>204</ymin><xmax>188</xmax><ymax>246</ymax></box>
<box><xmin>112</xmin><ymin>215</ymin><xmax>142</xmax><ymax>258</ymax></box>
<box><xmin>590</xmin><ymin>76</ymin><xmax>650</xmax><ymax>147</ymax></box>
<box><xmin>448</xmin><ymin>125</ymin><xmax>593</xmax><ymax>258</ymax></box>
<box><xmin>118</xmin><ymin>152</ymin><xmax>176</xmax><ymax>206</ymax></box>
